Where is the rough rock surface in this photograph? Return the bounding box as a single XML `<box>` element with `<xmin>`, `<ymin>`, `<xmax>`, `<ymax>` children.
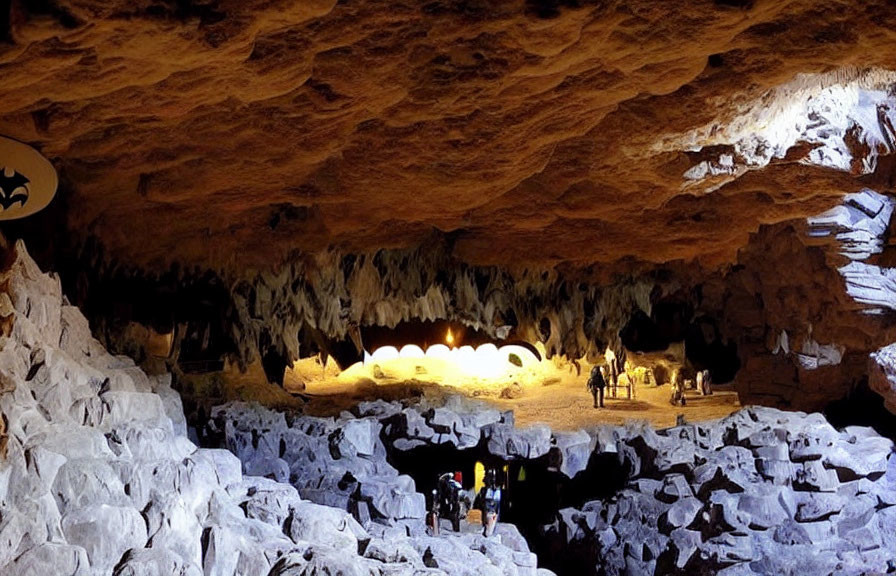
<box><xmin>212</xmin><ymin>393</ymin><xmax>599</xmax><ymax>497</ymax></box>
<box><xmin>557</xmin><ymin>407</ymin><xmax>896</xmax><ymax>575</ymax></box>
<box><xmin>213</xmin><ymin>390</ymin><xmax>896</xmax><ymax>575</ymax></box>
<box><xmin>6</xmin><ymin>2</ymin><xmax>896</xmax><ymax>417</ymax></box>
<box><xmin>0</xmin><ymin>239</ymin><xmax>551</xmax><ymax>575</ymax></box>
<box><xmin>3</xmin><ymin>1</ymin><xmax>896</xmax><ymax>273</ymax></box>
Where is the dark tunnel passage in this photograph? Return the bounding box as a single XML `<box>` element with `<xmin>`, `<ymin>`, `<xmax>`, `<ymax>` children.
<box><xmin>619</xmin><ymin>300</ymin><xmax>692</xmax><ymax>353</ymax></box>
<box><xmin>824</xmin><ymin>379</ymin><xmax>896</xmax><ymax>440</ymax></box>
<box><xmin>684</xmin><ymin>316</ymin><xmax>740</xmax><ymax>383</ymax></box>
<box><xmin>619</xmin><ymin>299</ymin><xmax>741</xmax><ymax>383</ymax></box>
<box><xmin>383</xmin><ymin>434</ymin><xmax>628</xmax><ymax>576</ymax></box>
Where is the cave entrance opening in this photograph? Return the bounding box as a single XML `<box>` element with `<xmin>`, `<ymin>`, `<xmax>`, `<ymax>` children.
<box><xmin>384</xmin><ymin>439</ymin><xmax>627</xmax><ymax>576</ymax></box>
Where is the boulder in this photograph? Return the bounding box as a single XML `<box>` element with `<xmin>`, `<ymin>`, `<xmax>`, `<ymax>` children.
<box><xmin>8</xmin><ymin>542</ymin><xmax>89</xmax><ymax>576</ymax></box>
<box><xmin>287</xmin><ymin>502</ymin><xmax>370</xmax><ymax>552</ymax></box>
<box><xmin>61</xmin><ymin>505</ymin><xmax>148</xmax><ymax>571</ymax></box>
<box><xmin>113</xmin><ymin>548</ymin><xmax>203</xmax><ymax>576</ymax></box>
<box><xmin>554</xmin><ymin>430</ymin><xmax>592</xmax><ymax>478</ymax></box>
<box><xmin>485</xmin><ymin>423</ymin><xmax>552</xmax><ymax>460</ymax></box>
<box><xmin>330</xmin><ymin>418</ymin><xmax>380</xmax><ymax>458</ymax></box>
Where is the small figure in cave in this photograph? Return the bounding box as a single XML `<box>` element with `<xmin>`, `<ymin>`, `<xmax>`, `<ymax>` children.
<box><xmin>587</xmin><ymin>365</ymin><xmax>606</xmax><ymax>408</ymax></box>
<box><xmin>475</xmin><ymin>468</ymin><xmax>503</xmax><ymax>537</ymax></box>
<box><xmin>437</xmin><ymin>471</ymin><xmax>468</xmax><ymax>532</ymax></box>
<box><xmin>669</xmin><ymin>369</ymin><xmax>686</xmax><ymax>406</ymax></box>
<box><xmin>426</xmin><ymin>488</ymin><xmax>440</xmax><ymax>536</ymax></box>
<box><xmin>605</xmin><ymin>348</ymin><xmax>619</xmax><ymax>397</ymax></box>
<box><xmin>700</xmin><ymin>369</ymin><xmax>713</xmax><ymax>395</ymax></box>
<box><xmin>695</xmin><ymin>369</ymin><xmax>704</xmax><ymax>395</ymax></box>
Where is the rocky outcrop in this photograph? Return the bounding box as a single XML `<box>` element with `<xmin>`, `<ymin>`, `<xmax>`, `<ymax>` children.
<box><xmin>557</xmin><ymin>406</ymin><xmax>896</xmax><ymax>575</ymax></box>
<box><xmin>211</xmin><ymin>399</ymin><xmax>552</xmax><ymax>576</ymax></box>
<box><xmin>870</xmin><ymin>344</ymin><xmax>896</xmax><ymax>414</ymax></box>
<box><xmin>0</xmin><ymin>239</ymin><xmax>553</xmax><ymax>575</ymax></box>
<box><xmin>711</xmin><ymin>207</ymin><xmax>896</xmax><ymax>411</ymax></box>
<box><xmin>212</xmin><ymin>393</ymin><xmax>601</xmax><ymax>497</ymax></box>
<box><xmin>211</xmin><ymin>390</ymin><xmax>896</xmax><ymax>575</ymax></box>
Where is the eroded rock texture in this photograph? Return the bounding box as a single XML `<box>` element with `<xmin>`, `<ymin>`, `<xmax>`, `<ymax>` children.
<box><xmin>0</xmin><ymin>238</ymin><xmax>551</xmax><ymax>574</ymax></box>
<box><xmin>558</xmin><ymin>407</ymin><xmax>896</xmax><ymax>575</ymax></box>
<box><xmin>3</xmin><ymin>1</ymin><xmax>896</xmax><ymax>271</ymax></box>
<box><xmin>5</xmin><ymin>2</ymin><xmax>896</xmax><ymax>412</ymax></box>
<box><xmin>210</xmin><ymin>392</ymin><xmax>896</xmax><ymax>576</ymax></box>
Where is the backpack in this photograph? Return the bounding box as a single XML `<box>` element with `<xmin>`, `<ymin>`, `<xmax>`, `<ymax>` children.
<box><xmin>587</xmin><ymin>366</ymin><xmax>605</xmax><ymax>390</ymax></box>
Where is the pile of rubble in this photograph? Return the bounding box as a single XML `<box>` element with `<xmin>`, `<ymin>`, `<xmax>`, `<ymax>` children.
<box><xmin>558</xmin><ymin>408</ymin><xmax>896</xmax><ymax>575</ymax></box>
<box><xmin>214</xmin><ymin>390</ymin><xmax>896</xmax><ymax>575</ymax></box>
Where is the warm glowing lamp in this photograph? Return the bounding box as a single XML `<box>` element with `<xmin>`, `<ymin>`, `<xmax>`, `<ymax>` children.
<box><xmin>445</xmin><ymin>328</ymin><xmax>455</xmax><ymax>346</ymax></box>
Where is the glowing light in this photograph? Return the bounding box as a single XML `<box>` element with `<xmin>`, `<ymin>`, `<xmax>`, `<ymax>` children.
<box><xmin>363</xmin><ymin>341</ymin><xmax>544</xmax><ymax>383</ymax></box>
<box><xmin>425</xmin><ymin>344</ymin><xmax>451</xmax><ymax>359</ymax></box>
<box><xmin>445</xmin><ymin>328</ymin><xmax>455</xmax><ymax>346</ymax></box>
<box><xmin>399</xmin><ymin>344</ymin><xmax>425</xmax><ymax>358</ymax></box>
<box><xmin>370</xmin><ymin>346</ymin><xmax>399</xmax><ymax>361</ymax></box>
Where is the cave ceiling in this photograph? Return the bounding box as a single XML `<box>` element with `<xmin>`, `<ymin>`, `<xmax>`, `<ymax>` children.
<box><xmin>2</xmin><ymin>0</ymin><xmax>896</xmax><ymax>275</ymax></box>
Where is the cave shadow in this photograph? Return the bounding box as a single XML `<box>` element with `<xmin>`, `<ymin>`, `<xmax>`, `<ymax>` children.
<box><xmin>824</xmin><ymin>379</ymin><xmax>896</xmax><ymax>440</ymax></box>
<box><xmin>383</xmin><ymin>433</ymin><xmax>627</xmax><ymax>576</ymax></box>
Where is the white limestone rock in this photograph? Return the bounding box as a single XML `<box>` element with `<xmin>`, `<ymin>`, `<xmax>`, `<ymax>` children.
<box><xmin>7</xmin><ymin>542</ymin><xmax>90</xmax><ymax>576</ymax></box>
<box><xmin>113</xmin><ymin>547</ymin><xmax>203</xmax><ymax>576</ymax></box>
<box><xmin>60</xmin><ymin>505</ymin><xmax>148</xmax><ymax>572</ymax></box>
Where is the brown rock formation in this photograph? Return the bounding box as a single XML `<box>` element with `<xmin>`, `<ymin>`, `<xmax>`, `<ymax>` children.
<box><xmin>1</xmin><ymin>0</ymin><xmax>895</xmax><ymax>272</ymax></box>
<box><xmin>3</xmin><ymin>1</ymin><xmax>896</xmax><ymax>413</ymax></box>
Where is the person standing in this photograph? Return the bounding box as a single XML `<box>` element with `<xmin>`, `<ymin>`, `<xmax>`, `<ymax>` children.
<box><xmin>604</xmin><ymin>348</ymin><xmax>618</xmax><ymax>397</ymax></box>
<box><xmin>476</xmin><ymin>469</ymin><xmax>503</xmax><ymax>537</ymax></box>
<box><xmin>669</xmin><ymin>369</ymin><xmax>686</xmax><ymax>406</ymax></box>
<box><xmin>702</xmin><ymin>369</ymin><xmax>713</xmax><ymax>395</ymax></box>
<box><xmin>587</xmin><ymin>364</ymin><xmax>606</xmax><ymax>408</ymax></box>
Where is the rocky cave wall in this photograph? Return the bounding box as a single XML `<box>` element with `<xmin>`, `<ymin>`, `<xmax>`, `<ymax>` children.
<box><xmin>5</xmin><ymin>1</ymin><xmax>896</xmax><ymax>415</ymax></box>
<box><xmin>9</xmin><ymin>202</ymin><xmax>896</xmax><ymax>416</ymax></box>
<box><xmin>3</xmin><ymin>1</ymin><xmax>896</xmax><ymax>273</ymax></box>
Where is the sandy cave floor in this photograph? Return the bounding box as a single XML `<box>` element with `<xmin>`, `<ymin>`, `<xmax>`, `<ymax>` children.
<box><xmin>297</xmin><ymin>378</ymin><xmax>741</xmax><ymax>431</ymax></box>
<box><xmin>273</xmin><ymin>357</ymin><xmax>743</xmax><ymax>431</ymax></box>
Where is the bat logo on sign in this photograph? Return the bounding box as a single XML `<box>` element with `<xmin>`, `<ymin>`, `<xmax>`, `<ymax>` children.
<box><xmin>0</xmin><ymin>167</ymin><xmax>30</xmax><ymax>210</ymax></box>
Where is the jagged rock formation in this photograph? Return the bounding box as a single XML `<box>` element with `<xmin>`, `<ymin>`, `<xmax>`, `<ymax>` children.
<box><xmin>210</xmin><ymin>390</ymin><xmax>896</xmax><ymax>575</ymax></box>
<box><xmin>0</xmin><ymin>239</ymin><xmax>553</xmax><ymax>575</ymax></box>
<box><xmin>211</xmin><ymin>399</ymin><xmax>549</xmax><ymax>575</ymax></box>
<box><xmin>225</xmin><ymin>245</ymin><xmax>655</xmax><ymax>368</ymax></box>
<box><xmin>5</xmin><ymin>2</ymin><xmax>896</xmax><ymax>413</ymax></box>
<box><xmin>707</xmin><ymin>187</ymin><xmax>896</xmax><ymax>411</ymax></box>
<box><xmin>212</xmin><ymin>394</ymin><xmax>597</xmax><ymax>501</ymax></box>
<box><xmin>558</xmin><ymin>406</ymin><xmax>896</xmax><ymax>575</ymax></box>
<box><xmin>53</xmin><ymin>238</ymin><xmax>656</xmax><ymax>381</ymax></box>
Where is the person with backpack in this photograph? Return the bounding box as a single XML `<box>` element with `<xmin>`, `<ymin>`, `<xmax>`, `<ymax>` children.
<box><xmin>587</xmin><ymin>364</ymin><xmax>607</xmax><ymax>408</ymax></box>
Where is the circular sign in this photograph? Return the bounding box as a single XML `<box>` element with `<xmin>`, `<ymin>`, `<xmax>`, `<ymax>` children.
<box><xmin>0</xmin><ymin>136</ymin><xmax>58</xmax><ymax>220</ymax></box>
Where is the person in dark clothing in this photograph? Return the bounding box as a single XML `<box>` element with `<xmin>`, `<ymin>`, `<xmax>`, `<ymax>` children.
<box><xmin>587</xmin><ymin>365</ymin><xmax>606</xmax><ymax>408</ymax></box>
<box><xmin>436</xmin><ymin>472</ymin><xmax>468</xmax><ymax>532</ymax></box>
